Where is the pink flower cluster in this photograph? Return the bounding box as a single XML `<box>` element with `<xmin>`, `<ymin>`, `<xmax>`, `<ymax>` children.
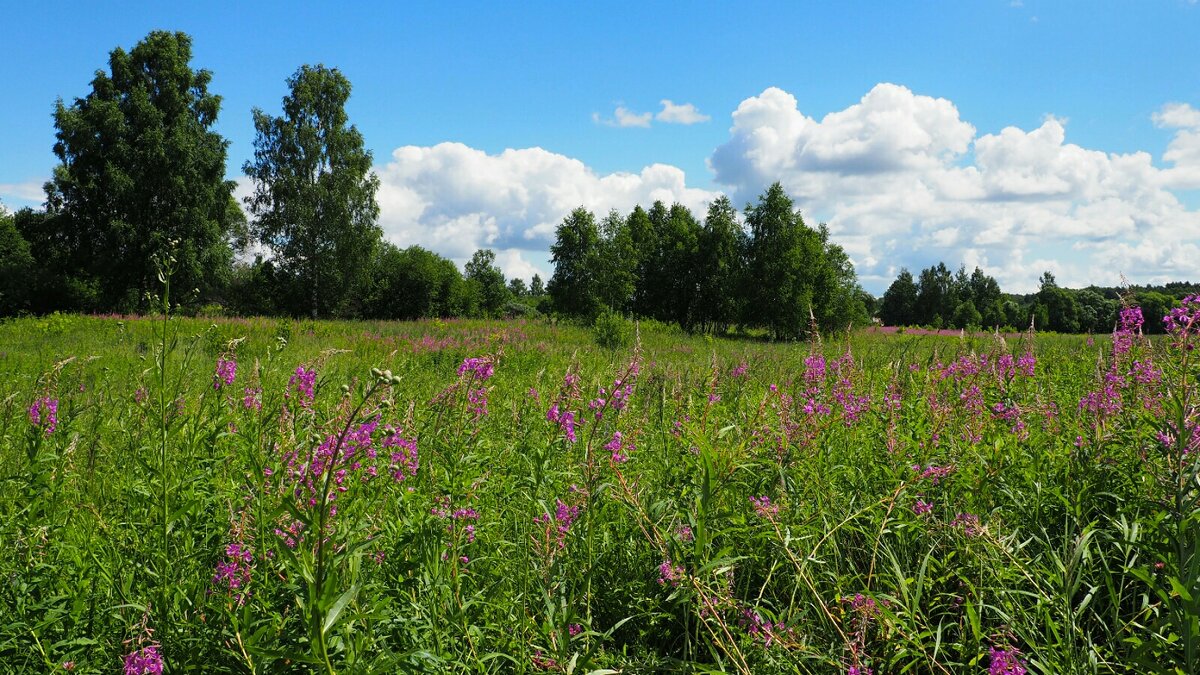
<box><xmin>988</xmin><ymin>646</ymin><xmax>1027</xmax><ymax>675</ymax></box>
<box><xmin>534</xmin><ymin>498</ymin><xmax>581</xmax><ymax>549</ymax></box>
<box><xmin>213</xmin><ymin>357</ymin><xmax>237</xmax><ymax>390</ymax></box>
<box><xmin>212</xmin><ymin>541</ymin><xmax>254</xmax><ymax>604</ymax></box>
<box><xmin>287</xmin><ymin>366</ymin><xmax>316</xmax><ymax>408</ymax></box>
<box><xmin>912</xmin><ymin>464</ymin><xmax>954</xmax><ymax>485</ymax></box>
<box><xmin>122</xmin><ymin>646</ymin><xmax>163</xmax><ymax>675</ymax></box>
<box><xmin>605</xmin><ymin>431</ymin><xmax>633</xmax><ymax>463</ymax></box>
<box><xmin>750</xmin><ymin>495</ymin><xmax>780</xmax><ymax>519</ymax></box>
<box><xmin>657</xmin><ymin>559</ymin><xmax>685</xmax><ymax>587</ymax></box>
<box><xmin>28</xmin><ymin>396</ymin><xmax>58</xmax><ymax>435</ymax></box>
<box><xmin>457</xmin><ymin>356</ymin><xmax>494</xmax><ymax>381</ymax></box>
<box><xmin>546</xmin><ymin>404</ymin><xmax>577</xmax><ymax>443</ymax></box>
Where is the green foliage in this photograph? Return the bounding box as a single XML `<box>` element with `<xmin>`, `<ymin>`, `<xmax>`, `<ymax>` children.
<box><xmin>464</xmin><ymin>248</ymin><xmax>510</xmax><ymax>318</ymax></box>
<box><xmin>549</xmin><ymin>207</ymin><xmax>603</xmax><ymax>318</ymax></box>
<box><xmin>0</xmin><ymin>207</ymin><xmax>35</xmax><ymax>315</ymax></box>
<box><xmin>0</xmin><ymin>306</ymin><xmax>1199</xmax><ymax>672</ymax></box>
<box><xmin>593</xmin><ymin>309</ymin><xmax>633</xmax><ymax>349</ymax></box>
<box><xmin>243</xmin><ymin>64</ymin><xmax>381</xmax><ymax>319</ymax></box>
<box><xmin>45</xmin><ymin>31</ymin><xmax>236</xmax><ymax>312</ymax></box>
<box><xmin>880</xmin><ymin>268</ymin><xmax>918</xmax><ymax>326</ymax></box>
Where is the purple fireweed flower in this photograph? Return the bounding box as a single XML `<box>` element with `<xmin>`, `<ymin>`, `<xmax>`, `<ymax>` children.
<box><xmin>213</xmin><ymin>357</ymin><xmax>237</xmax><ymax>389</ymax></box>
<box><xmin>568</xmin><ymin>623</ymin><xmax>583</xmax><ymax>637</ymax></box>
<box><xmin>605</xmin><ymin>431</ymin><xmax>632</xmax><ymax>463</ymax></box>
<box><xmin>287</xmin><ymin>366</ymin><xmax>316</xmax><ymax>407</ymax></box>
<box><xmin>382</xmin><ymin>431</ymin><xmax>419</xmax><ymax>481</ymax></box>
<box><xmin>122</xmin><ymin>645</ymin><xmax>163</xmax><ymax>675</ymax></box>
<box><xmin>242</xmin><ymin>387</ymin><xmax>262</xmax><ymax>411</ymax></box>
<box><xmin>750</xmin><ymin>495</ymin><xmax>780</xmax><ymax>519</ymax></box>
<box><xmin>28</xmin><ymin>397</ymin><xmax>59</xmax><ymax>435</ymax></box>
<box><xmin>912</xmin><ymin>499</ymin><xmax>933</xmax><ymax>516</ymax></box>
<box><xmin>731</xmin><ymin>361</ymin><xmax>749</xmax><ymax>378</ymax></box>
<box><xmin>457</xmin><ymin>356</ymin><xmax>494</xmax><ymax>381</ymax></box>
<box><xmin>988</xmin><ymin>646</ymin><xmax>1028</xmax><ymax>675</ymax></box>
<box><xmin>534</xmin><ymin>498</ymin><xmax>581</xmax><ymax>549</ymax></box>
<box><xmin>658</xmin><ymin>559</ymin><xmax>685</xmax><ymax>586</ymax></box>
<box><xmin>848</xmin><ymin>667</ymin><xmax>873</xmax><ymax>675</ymax></box>
<box><xmin>912</xmin><ymin>464</ymin><xmax>954</xmax><ymax>485</ymax></box>
<box><xmin>952</xmin><ymin>513</ymin><xmax>982</xmax><ymax>537</ymax></box>
<box><xmin>676</xmin><ymin>525</ymin><xmax>694</xmax><ymax>542</ymax></box>
<box><xmin>212</xmin><ymin>541</ymin><xmax>254</xmax><ymax>604</ymax></box>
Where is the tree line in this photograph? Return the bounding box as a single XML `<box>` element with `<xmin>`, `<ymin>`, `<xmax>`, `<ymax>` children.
<box><xmin>0</xmin><ymin>31</ymin><xmax>541</xmax><ymax>321</ymax></box>
<box><xmin>879</xmin><ymin>264</ymin><xmax>1197</xmax><ymax>334</ymax></box>
<box><xmin>547</xmin><ymin>183</ymin><xmax>872</xmax><ymax>339</ymax></box>
<box><xmin>0</xmin><ymin>30</ymin><xmax>875</xmax><ymax>338</ymax></box>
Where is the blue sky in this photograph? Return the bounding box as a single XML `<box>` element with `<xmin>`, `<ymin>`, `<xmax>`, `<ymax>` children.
<box><xmin>3</xmin><ymin>1</ymin><xmax>1200</xmax><ymax>293</ymax></box>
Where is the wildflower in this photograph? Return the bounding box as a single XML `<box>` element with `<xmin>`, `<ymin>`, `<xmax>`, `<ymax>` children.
<box><xmin>457</xmin><ymin>356</ymin><xmax>494</xmax><ymax>381</ymax></box>
<box><xmin>287</xmin><ymin>366</ymin><xmax>317</xmax><ymax>407</ymax></box>
<box><xmin>912</xmin><ymin>464</ymin><xmax>954</xmax><ymax>485</ymax></box>
<box><xmin>383</xmin><ymin>431</ymin><xmax>419</xmax><ymax>481</ymax></box>
<box><xmin>213</xmin><ymin>357</ymin><xmax>237</xmax><ymax>389</ymax></box>
<box><xmin>657</xmin><ymin>559</ymin><xmax>685</xmax><ymax>586</ymax></box>
<box><xmin>676</xmin><ymin>525</ymin><xmax>694</xmax><ymax>542</ymax></box>
<box><xmin>28</xmin><ymin>397</ymin><xmax>58</xmax><ymax>435</ymax></box>
<box><xmin>750</xmin><ymin>495</ymin><xmax>780</xmax><ymax>519</ymax></box>
<box><xmin>605</xmin><ymin>431</ymin><xmax>632</xmax><ymax>463</ymax></box>
<box><xmin>534</xmin><ymin>497</ymin><xmax>581</xmax><ymax>549</ymax></box>
<box><xmin>731</xmin><ymin>361</ymin><xmax>749</xmax><ymax>378</ymax></box>
<box><xmin>952</xmin><ymin>513</ymin><xmax>982</xmax><ymax>537</ymax></box>
<box><xmin>988</xmin><ymin>646</ymin><xmax>1027</xmax><ymax>675</ymax></box>
<box><xmin>568</xmin><ymin>623</ymin><xmax>583</xmax><ymax>637</ymax></box>
<box><xmin>212</xmin><ymin>541</ymin><xmax>254</xmax><ymax>604</ymax></box>
<box><xmin>242</xmin><ymin>387</ymin><xmax>262</xmax><ymax>411</ymax></box>
<box><xmin>122</xmin><ymin>645</ymin><xmax>164</xmax><ymax>675</ymax></box>
<box><xmin>912</xmin><ymin>499</ymin><xmax>933</xmax><ymax>516</ymax></box>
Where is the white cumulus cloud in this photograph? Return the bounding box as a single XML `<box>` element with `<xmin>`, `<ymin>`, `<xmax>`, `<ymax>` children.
<box><xmin>374</xmin><ymin>142</ymin><xmax>718</xmax><ymax>280</ymax></box>
<box><xmin>656</xmin><ymin>100</ymin><xmax>710</xmax><ymax>125</ymax></box>
<box><xmin>710</xmin><ymin>84</ymin><xmax>1200</xmax><ymax>292</ymax></box>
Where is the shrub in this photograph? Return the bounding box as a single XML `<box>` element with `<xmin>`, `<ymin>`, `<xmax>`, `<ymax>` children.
<box><xmin>593</xmin><ymin>309</ymin><xmax>632</xmax><ymax>349</ymax></box>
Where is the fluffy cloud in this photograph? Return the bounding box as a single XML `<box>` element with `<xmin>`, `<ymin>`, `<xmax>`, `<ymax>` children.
<box><xmin>595</xmin><ymin>100</ymin><xmax>711</xmax><ymax>128</ymax></box>
<box><xmin>374</xmin><ymin>142</ymin><xmax>718</xmax><ymax>280</ymax></box>
<box><xmin>711</xmin><ymin>84</ymin><xmax>1200</xmax><ymax>292</ymax></box>
<box><xmin>592</xmin><ymin>106</ymin><xmax>652</xmax><ymax>128</ymax></box>
<box><xmin>656</xmin><ymin>100</ymin><xmax>710</xmax><ymax>125</ymax></box>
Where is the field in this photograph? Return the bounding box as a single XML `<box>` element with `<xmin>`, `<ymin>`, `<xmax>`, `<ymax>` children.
<box><xmin>0</xmin><ymin>304</ymin><xmax>1197</xmax><ymax>674</ymax></box>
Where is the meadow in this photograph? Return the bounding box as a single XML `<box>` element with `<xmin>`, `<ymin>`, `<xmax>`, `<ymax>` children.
<box><xmin>0</xmin><ymin>299</ymin><xmax>1197</xmax><ymax>674</ymax></box>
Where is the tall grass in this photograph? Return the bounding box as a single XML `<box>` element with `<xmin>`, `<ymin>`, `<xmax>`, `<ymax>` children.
<box><xmin>0</xmin><ymin>297</ymin><xmax>1196</xmax><ymax>673</ymax></box>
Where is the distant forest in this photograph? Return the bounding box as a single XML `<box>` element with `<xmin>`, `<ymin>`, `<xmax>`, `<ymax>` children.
<box><xmin>1</xmin><ymin>30</ymin><xmax>1194</xmax><ymax>336</ymax></box>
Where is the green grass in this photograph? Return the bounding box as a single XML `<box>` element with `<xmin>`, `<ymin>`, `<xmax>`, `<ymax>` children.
<box><xmin>0</xmin><ymin>310</ymin><xmax>1196</xmax><ymax>674</ymax></box>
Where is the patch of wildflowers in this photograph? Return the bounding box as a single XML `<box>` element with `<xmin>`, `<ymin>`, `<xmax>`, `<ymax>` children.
<box><xmin>287</xmin><ymin>366</ymin><xmax>316</xmax><ymax>408</ymax></box>
<box><xmin>213</xmin><ymin>357</ymin><xmax>236</xmax><ymax>390</ymax></box>
<box><xmin>28</xmin><ymin>396</ymin><xmax>58</xmax><ymax>435</ymax></box>
<box><xmin>122</xmin><ymin>645</ymin><xmax>163</xmax><ymax>675</ymax></box>
<box><xmin>988</xmin><ymin>646</ymin><xmax>1028</xmax><ymax>675</ymax></box>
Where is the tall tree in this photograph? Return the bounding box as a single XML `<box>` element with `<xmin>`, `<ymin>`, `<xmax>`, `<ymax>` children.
<box><xmin>880</xmin><ymin>269</ymin><xmax>918</xmax><ymax>326</ymax></box>
<box><xmin>548</xmin><ymin>207</ymin><xmax>602</xmax><ymax>318</ymax></box>
<box><xmin>244</xmin><ymin>64</ymin><xmax>380</xmax><ymax>318</ymax></box>
<box><xmin>696</xmin><ymin>196</ymin><xmax>745</xmax><ymax>332</ymax></box>
<box><xmin>915</xmin><ymin>262</ymin><xmax>954</xmax><ymax>327</ymax></box>
<box><xmin>744</xmin><ymin>183</ymin><xmax>822</xmax><ymax>339</ymax></box>
<box><xmin>464</xmin><ymin>248</ymin><xmax>510</xmax><ymax>317</ymax></box>
<box><xmin>594</xmin><ymin>209</ymin><xmax>637</xmax><ymax>313</ymax></box>
<box><xmin>46</xmin><ymin>30</ymin><xmax>236</xmax><ymax>310</ymax></box>
<box><xmin>0</xmin><ymin>205</ymin><xmax>35</xmax><ymax>315</ymax></box>
<box><xmin>657</xmin><ymin>203</ymin><xmax>702</xmax><ymax>328</ymax></box>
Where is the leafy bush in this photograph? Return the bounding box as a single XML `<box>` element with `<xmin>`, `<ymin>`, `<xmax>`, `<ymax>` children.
<box><xmin>593</xmin><ymin>309</ymin><xmax>632</xmax><ymax>349</ymax></box>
